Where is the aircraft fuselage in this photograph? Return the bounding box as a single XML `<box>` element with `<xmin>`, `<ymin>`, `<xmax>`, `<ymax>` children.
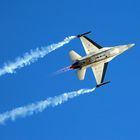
<box><xmin>70</xmin><ymin>44</ymin><xmax>134</xmax><ymax>69</ymax></box>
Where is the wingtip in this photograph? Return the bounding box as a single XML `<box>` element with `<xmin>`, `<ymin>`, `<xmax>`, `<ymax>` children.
<box><xmin>77</xmin><ymin>31</ymin><xmax>91</xmax><ymax>38</ymax></box>
<box><xmin>96</xmin><ymin>81</ymin><xmax>111</xmax><ymax>88</ymax></box>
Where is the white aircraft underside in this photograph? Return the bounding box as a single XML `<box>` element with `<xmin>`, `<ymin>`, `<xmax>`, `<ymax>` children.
<box><xmin>69</xmin><ymin>32</ymin><xmax>134</xmax><ymax>87</ymax></box>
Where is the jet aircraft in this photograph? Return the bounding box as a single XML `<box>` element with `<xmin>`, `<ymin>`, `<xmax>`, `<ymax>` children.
<box><xmin>69</xmin><ymin>32</ymin><xmax>134</xmax><ymax>88</ymax></box>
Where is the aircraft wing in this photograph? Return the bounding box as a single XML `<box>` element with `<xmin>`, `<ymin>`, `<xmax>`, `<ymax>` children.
<box><xmin>79</xmin><ymin>36</ymin><xmax>102</xmax><ymax>55</ymax></box>
<box><xmin>91</xmin><ymin>63</ymin><xmax>108</xmax><ymax>85</ymax></box>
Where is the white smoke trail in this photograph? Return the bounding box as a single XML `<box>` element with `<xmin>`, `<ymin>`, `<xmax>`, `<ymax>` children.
<box><xmin>0</xmin><ymin>36</ymin><xmax>76</xmax><ymax>76</ymax></box>
<box><xmin>0</xmin><ymin>87</ymin><xmax>96</xmax><ymax>124</ymax></box>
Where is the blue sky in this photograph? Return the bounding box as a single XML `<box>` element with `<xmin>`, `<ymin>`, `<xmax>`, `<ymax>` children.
<box><xmin>0</xmin><ymin>0</ymin><xmax>139</xmax><ymax>139</ymax></box>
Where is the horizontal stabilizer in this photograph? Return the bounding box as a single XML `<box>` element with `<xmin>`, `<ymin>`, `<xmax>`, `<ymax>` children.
<box><xmin>76</xmin><ymin>68</ymin><xmax>86</xmax><ymax>80</ymax></box>
<box><xmin>69</xmin><ymin>50</ymin><xmax>82</xmax><ymax>61</ymax></box>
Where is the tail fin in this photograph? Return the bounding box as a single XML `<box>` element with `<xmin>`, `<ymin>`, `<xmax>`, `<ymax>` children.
<box><xmin>76</xmin><ymin>68</ymin><xmax>86</xmax><ymax>80</ymax></box>
<box><xmin>69</xmin><ymin>50</ymin><xmax>82</xmax><ymax>61</ymax></box>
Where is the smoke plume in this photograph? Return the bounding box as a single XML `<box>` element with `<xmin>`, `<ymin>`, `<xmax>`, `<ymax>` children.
<box><xmin>0</xmin><ymin>87</ymin><xmax>96</xmax><ymax>124</ymax></box>
<box><xmin>0</xmin><ymin>36</ymin><xmax>76</xmax><ymax>76</ymax></box>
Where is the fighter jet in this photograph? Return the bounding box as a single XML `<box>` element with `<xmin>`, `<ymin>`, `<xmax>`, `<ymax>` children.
<box><xmin>69</xmin><ymin>31</ymin><xmax>134</xmax><ymax>88</ymax></box>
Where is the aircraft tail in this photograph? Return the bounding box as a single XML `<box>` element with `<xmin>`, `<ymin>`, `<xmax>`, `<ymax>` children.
<box><xmin>69</xmin><ymin>50</ymin><xmax>82</xmax><ymax>61</ymax></box>
<box><xmin>76</xmin><ymin>68</ymin><xmax>86</xmax><ymax>80</ymax></box>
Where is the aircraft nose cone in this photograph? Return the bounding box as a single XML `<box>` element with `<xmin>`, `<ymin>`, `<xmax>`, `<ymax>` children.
<box><xmin>128</xmin><ymin>43</ymin><xmax>135</xmax><ymax>48</ymax></box>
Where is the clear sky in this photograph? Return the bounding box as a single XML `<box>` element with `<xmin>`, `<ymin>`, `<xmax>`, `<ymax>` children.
<box><xmin>0</xmin><ymin>0</ymin><xmax>139</xmax><ymax>139</ymax></box>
